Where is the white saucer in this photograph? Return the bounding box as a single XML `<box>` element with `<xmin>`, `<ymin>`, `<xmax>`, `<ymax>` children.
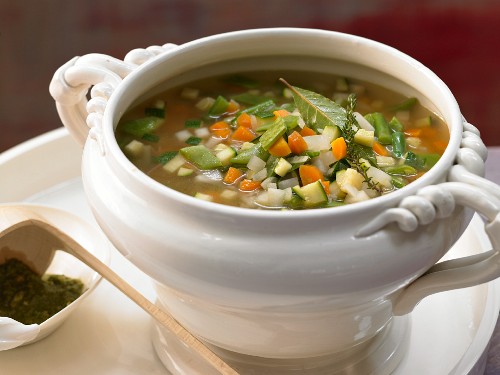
<box><xmin>0</xmin><ymin>128</ymin><xmax>498</xmax><ymax>374</ymax></box>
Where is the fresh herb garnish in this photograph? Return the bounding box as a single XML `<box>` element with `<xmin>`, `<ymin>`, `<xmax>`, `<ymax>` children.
<box><xmin>281</xmin><ymin>80</ymin><xmax>381</xmax><ymax>193</ymax></box>
<box><xmin>279</xmin><ymin>78</ymin><xmax>347</xmax><ymax>131</ymax></box>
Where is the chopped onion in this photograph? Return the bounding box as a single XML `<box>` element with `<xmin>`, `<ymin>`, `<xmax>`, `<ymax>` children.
<box><xmin>354</xmin><ymin>112</ymin><xmax>374</xmax><ymax>131</ymax></box>
<box><xmin>303</xmin><ymin>135</ymin><xmax>331</xmax><ymax>151</ymax></box>
<box><xmin>175</xmin><ymin>129</ymin><xmax>192</xmax><ymax>142</ymax></box>
<box><xmin>247</xmin><ymin>155</ymin><xmax>266</xmax><ymax>171</ymax></box>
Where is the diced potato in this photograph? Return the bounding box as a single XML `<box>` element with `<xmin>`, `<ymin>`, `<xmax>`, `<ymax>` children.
<box><xmin>196</xmin><ymin>97</ymin><xmax>215</xmax><ymax>111</ymax></box>
<box><xmin>336</xmin><ymin>168</ymin><xmax>364</xmax><ymax>191</ymax></box>
<box><xmin>344</xmin><ymin>186</ymin><xmax>370</xmax><ymax>204</ymax></box>
<box><xmin>261</xmin><ymin>177</ymin><xmax>278</xmax><ymax>190</ymax></box>
<box><xmin>194</xmin><ymin>192</ymin><xmax>213</xmax><ymax>201</ymax></box>
<box><xmin>124</xmin><ymin>140</ymin><xmax>144</xmax><ymax>157</ymax></box>
<box><xmin>194</xmin><ymin>127</ymin><xmax>210</xmax><ymax>138</ymax></box>
<box><xmin>406</xmin><ymin>137</ymin><xmax>422</xmax><ymax>148</ymax></box>
<box><xmin>354</xmin><ymin>129</ymin><xmax>375</xmax><ymax>147</ymax></box>
<box><xmin>267</xmin><ymin>188</ymin><xmax>286</xmax><ymax>207</ymax></box>
<box><xmin>181</xmin><ymin>87</ymin><xmax>200</xmax><ymax>100</ymax></box>
<box><xmin>220</xmin><ymin>189</ymin><xmax>238</xmax><ymax>200</ymax></box>
<box><xmin>376</xmin><ymin>155</ymin><xmax>396</xmax><ymax>167</ymax></box>
<box><xmin>175</xmin><ymin>129</ymin><xmax>192</xmax><ymax>142</ymax></box>
<box><xmin>329</xmin><ymin>181</ymin><xmax>346</xmax><ymax>200</ymax></box>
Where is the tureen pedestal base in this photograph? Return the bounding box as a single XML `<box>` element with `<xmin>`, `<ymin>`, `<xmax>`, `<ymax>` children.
<box><xmin>151</xmin><ymin>315</ymin><xmax>410</xmax><ymax>375</ymax></box>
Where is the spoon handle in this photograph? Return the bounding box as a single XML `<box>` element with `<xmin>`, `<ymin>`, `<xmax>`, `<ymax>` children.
<box><xmin>40</xmin><ymin>220</ymin><xmax>239</xmax><ymax>375</ymax></box>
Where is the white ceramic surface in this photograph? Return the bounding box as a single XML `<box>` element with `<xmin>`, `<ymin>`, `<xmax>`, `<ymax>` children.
<box><xmin>0</xmin><ymin>128</ymin><xmax>497</xmax><ymax>374</ymax></box>
<box><xmin>0</xmin><ymin>202</ymin><xmax>110</xmax><ymax>350</ymax></box>
<box><xmin>49</xmin><ymin>28</ymin><xmax>500</xmax><ymax>364</ymax></box>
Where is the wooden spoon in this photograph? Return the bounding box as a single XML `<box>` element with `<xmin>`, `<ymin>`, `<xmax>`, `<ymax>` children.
<box><xmin>0</xmin><ymin>206</ymin><xmax>239</xmax><ymax>375</ymax></box>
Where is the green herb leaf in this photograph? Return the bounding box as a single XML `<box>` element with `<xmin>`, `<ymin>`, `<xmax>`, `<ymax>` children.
<box><xmin>185</xmin><ymin>119</ymin><xmax>202</xmax><ymax>128</ymax></box>
<box><xmin>119</xmin><ymin>116</ymin><xmax>164</xmax><ymax>137</ymax></box>
<box><xmin>141</xmin><ymin>133</ymin><xmax>160</xmax><ymax>143</ymax></box>
<box><xmin>279</xmin><ymin>78</ymin><xmax>347</xmax><ymax>131</ymax></box>
<box><xmin>155</xmin><ymin>151</ymin><xmax>178</xmax><ymax>165</ymax></box>
<box><xmin>185</xmin><ymin>136</ymin><xmax>202</xmax><ymax>146</ymax></box>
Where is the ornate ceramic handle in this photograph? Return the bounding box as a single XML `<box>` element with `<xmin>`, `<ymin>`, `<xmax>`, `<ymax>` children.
<box><xmin>49</xmin><ymin>44</ymin><xmax>177</xmax><ymax>149</ymax></box>
<box><xmin>357</xmin><ymin>120</ymin><xmax>500</xmax><ymax>315</ymax></box>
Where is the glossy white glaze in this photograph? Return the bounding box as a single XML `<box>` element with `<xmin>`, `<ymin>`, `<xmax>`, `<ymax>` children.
<box><xmin>50</xmin><ymin>28</ymin><xmax>500</xmax><ymax>362</ymax></box>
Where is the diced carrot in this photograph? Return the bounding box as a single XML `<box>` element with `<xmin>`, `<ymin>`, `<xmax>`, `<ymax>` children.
<box><xmin>320</xmin><ymin>180</ymin><xmax>330</xmax><ymax>193</ymax></box>
<box><xmin>236</xmin><ymin>112</ymin><xmax>253</xmax><ymax>128</ymax></box>
<box><xmin>273</xmin><ymin>109</ymin><xmax>290</xmax><ymax>118</ymax></box>
<box><xmin>299</xmin><ymin>165</ymin><xmax>325</xmax><ymax>186</ymax></box>
<box><xmin>268</xmin><ymin>137</ymin><xmax>292</xmax><ymax>157</ymax></box>
<box><xmin>300</xmin><ymin>126</ymin><xmax>316</xmax><ymax>136</ymax></box>
<box><xmin>420</xmin><ymin>127</ymin><xmax>437</xmax><ymax>139</ymax></box>
<box><xmin>209</xmin><ymin>121</ymin><xmax>231</xmax><ymax>138</ymax></box>
<box><xmin>239</xmin><ymin>179</ymin><xmax>261</xmax><ymax>191</ymax></box>
<box><xmin>226</xmin><ymin>100</ymin><xmax>240</xmax><ymax>114</ymax></box>
<box><xmin>288</xmin><ymin>131</ymin><xmax>308</xmax><ymax>155</ymax></box>
<box><xmin>372</xmin><ymin>141</ymin><xmax>389</xmax><ymax>156</ymax></box>
<box><xmin>232</xmin><ymin>126</ymin><xmax>256</xmax><ymax>142</ymax></box>
<box><xmin>331</xmin><ymin>137</ymin><xmax>347</xmax><ymax>160</ymax></box>
<box><xmin>404</xmin><ymin>128</ymin><xmax>422</xmax><ymax>137</ymax></box>
<box><xmin>432</xmin><ymin>140</ymin><xmax>448</xmax><ymax>154</ymax></box>
<box><xmin>224</xmin><ymin>167</ymin><xmax>244</xmax><ymax>184</ymax></box>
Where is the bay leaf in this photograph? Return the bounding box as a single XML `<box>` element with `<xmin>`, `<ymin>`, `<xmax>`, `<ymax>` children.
<box><xmin>279</xmin><ymin>79</ymin><xmax>347</xmax><ymax>131</ymax></box>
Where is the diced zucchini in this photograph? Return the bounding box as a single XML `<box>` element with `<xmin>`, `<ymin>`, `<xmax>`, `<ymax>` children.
<box><xmin>260</xmin><ymin>117</ymin><xmax>287</xmax><ymax>150</ymax></box>
<box><xmin>415</xmin><ymin>116</ymin><xmax>432</xmax><ymax>128</ymax></box>
<box><xmin>230</xmin><ymin>144</ymin><xmax>269</xmax><ymax>165</ymax></box>
<box><xmin>119</xmin><ymin>116</ymin><xmax>164</xmax><ymax>137</ymax></box>
<box><xmin>354</xmin><ymin>129</ymin><xmax>375</xmax><ymax>147</ymax></box>
<box><xmin>216</xmin><ymin>146</ymin><xmax>237</xmax><ymax>166</ymax></box>
<box><xmin>321</xmin><ymin>125</ymin><xmax>341</xmax><ymax>143</ymax></box>
<box><xmin>177</xmin><ymin>167</ymin><xmax>194</xmax><ymax>177</ymax></box>
<box><xmin>292</xmin><ymin>181</ymin><xmax>328</xmax><ymax>206</ymax></box>
<box><xmin>163</xmin><ymin>153</ymin><xmax>186</xmax><ymax>173</ymax></box>
<box><xmin>208</xmin><ymin>95</ymin><xmax>230</xmax><ymax>116</ymax></box>
<box><xmin>274</xmin><ymin>158</ymin><xmax>293</xmax><ymax>177</ymax></box>
<box><xmin>180</xmin><ymin>145</ymin><xmax>223</xmax><ymax>169</ymax></box>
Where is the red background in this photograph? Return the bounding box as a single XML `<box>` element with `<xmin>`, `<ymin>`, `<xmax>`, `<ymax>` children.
<box><xmin>1</xmin><ymin>0</ymin><xmax>499</xmax><ymax>152</ymax></box>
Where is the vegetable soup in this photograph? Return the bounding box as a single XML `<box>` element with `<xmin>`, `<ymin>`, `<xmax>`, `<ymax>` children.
<box><xmin>115</xmin><ymin>71</ymin><xmax>449</xmax><ymax>210</ymax></box>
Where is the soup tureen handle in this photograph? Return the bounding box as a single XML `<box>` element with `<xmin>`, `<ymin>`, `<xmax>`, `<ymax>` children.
<box><xmin>358</xmin><ymin>121</ymin><xmax>500</xmax><ymax>315</ymax></box>
<box><xmin>49</xmin><ymin>44</ymin><xmax>178</xmax><ymax>149</ymax></box>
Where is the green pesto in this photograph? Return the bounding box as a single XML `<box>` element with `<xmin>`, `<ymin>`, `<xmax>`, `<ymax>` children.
<box><xmin>0</xmin><ymin>258</ymin><xmax>84</xmax><ymax>325</ymax></box>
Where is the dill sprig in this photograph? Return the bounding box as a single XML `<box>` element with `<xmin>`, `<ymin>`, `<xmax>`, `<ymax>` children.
<box><xmin>344</xmin><ymin>94</ymin><xmax>382</xmax><ymax>193</ymax></box>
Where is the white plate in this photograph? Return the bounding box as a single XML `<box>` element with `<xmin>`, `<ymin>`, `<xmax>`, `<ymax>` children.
<box><xmin>0</xmin><ymin>128</ymin><xmax>497</xmax><ymax>375</ymax></box>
